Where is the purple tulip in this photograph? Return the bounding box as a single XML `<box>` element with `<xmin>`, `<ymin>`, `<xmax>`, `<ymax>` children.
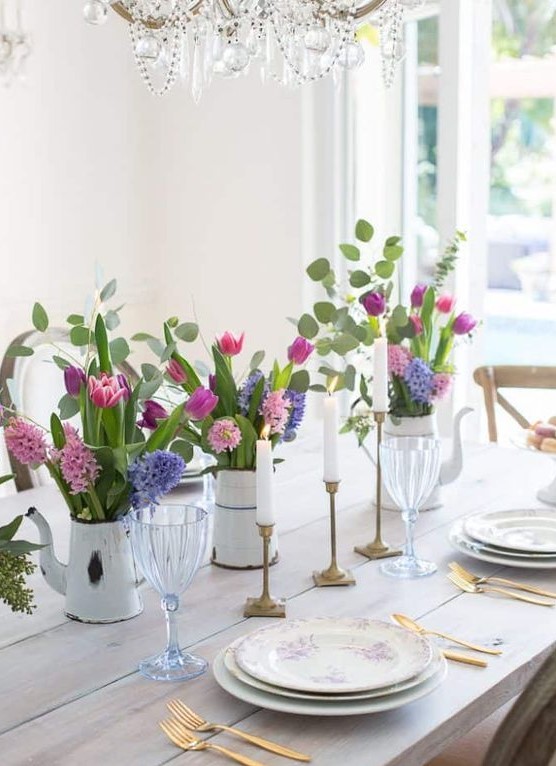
<box><xmin>287</xmin><ymin>336</ymin><xmax>315</xmax><ymax>365</ymax></box>
<box><xmin>208</xmin><ymin>374</ymin><xmax>217</xmax><ymax>393</ymax></box>
<box><xmin>116</xmin><ymin>373</ymin><xmax>131</xmax><ymax>401</ymax></box>
<box><xmin>137</xmin><ymin>400</ymin><xmax>168</xmax><ymax>430</ymax></box>
<box><xmin>453</xmin><ymin>312</ymin><xmax>477</xmax><ymax>336</ymax></box>
<box><xmin>361</xmin><ymin>291</ymin><xmax>386</xmax><ymax>317</ymax></box>
<box><xmin>185</xmin><ymin>386</ymin><xmax>219</xmax><ymax>420</ymax></box>
<box><xmin>410</xmin><ymin>283</ymin><xmax>427</xmax><ymax>308</ymax></box>
<box><xmin>64</xmin><ymin>365</ymin><xmax>86</xmax><ymax>398</ymax></box>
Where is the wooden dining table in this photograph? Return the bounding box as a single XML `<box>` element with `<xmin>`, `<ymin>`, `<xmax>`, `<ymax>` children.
<box><xmin>1</xmin><ymin>432</ymin><xmax>555</xmax><ymax>766</ymax></box>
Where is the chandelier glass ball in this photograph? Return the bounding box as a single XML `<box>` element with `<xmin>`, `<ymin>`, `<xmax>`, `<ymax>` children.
<box><xmin>85</xmin><ymin>0</ymin><xmax>415</xmax><ymax>100</ymax></box>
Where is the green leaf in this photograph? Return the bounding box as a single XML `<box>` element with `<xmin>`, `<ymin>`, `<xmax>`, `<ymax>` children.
<box><xmin>0</xmin><ymin>474</ymin><xmax>13</xmax><ymax>487</ymax></box>
<box><xmin>167</xmin><ymin>316</ymin><xmax>179</xmax><ymax>328</ymax></box>
<box><xmin>175</xmin><ymin>323</ymin><xmax>199</xmax><ymax>343</ymax></box>
<box><xmin>132</xmin><ymin>332</ymin><xmax>157</xmax><ymax>342</ymax></box>
<box><xmin>248</xmin><ymin>376</ymin><xmax>266</xmax><ymax>423</ymax></box>
<box><xmin>52</xmin><ymin>355</ymin><xmax>71</xmax><ymax>370</ymax></box>
<box><xmin>70</xmin><ymin>325</ymin><xmax>91</xmax><ymax>347</ymax></box>
<box><xmin>32</xmin><ymin>302</ymin><xmax>49</xmax><ymax>332</ymax></box>
<box><xmin>109</xmin><ymin>338</ymin><xmax>130</xmax><ymax>365</ymax></box>
<box><xmin>249</xmin><ymin>350</ymin><xmax>265</xmax><ymax>371</ymax></box>
<box><xmin>170</xmin><ymin>440</ymin><xmax>194</xmax><ymax>463</ymax></box>
<box><xmin>212</xmin><ymin>345</ymin><xmax>238</xmax><ymax>418</ymax></box>
<box><xmin>344</xmin><ymin>364</ymin><xmax>356</xmax><ymax>391</ymax></box>
<box><xmin>50</xmin><ymin>413</ymin><xmax>66</xmax><ymax>449</ymax></box>
<box><xmin>339</xmin><ymin>244</ymin><xmax>360</xmax><ymax>262</ymax></box>
<box><xmin>1</xmin><ymin>539</ymin><xmax>43</xmax><ymax>554</ymax></box>
<box><xmin>355</xmin><ymin>219</ymin><xmax>374</xmax><ymax>242</ymax></box>
<box><xmin>331</xmin><ymin>334</ymin><xmax>359</xmax><ymax>355</ymax></box>
<box><xmin>306</xmin><ymin>258</ymin><xmax>331</xmax><ymax>281</ymax></box>
<box><xmin>309</xmin><ymin>383</ymin><xmax>328</xmax><ymax>393</ymax></box>
<box><xmin>392</xmin><ymin>304</ymin><xmax>408</xmax><ymax>326</ymax></box>
<box><xmin>160</xmin><ymin>342</ymin><xmax>177</xmax><ymax>363</ymax></box>
<box><xmin>384</xmin><ymin>245</ymin><xmax>404</xmax><ymax>262</ymax></box>
<box><xmin>386</xmin><ymin>236</ymin><xmax>402</xmax><ymax>246</ymax></box>
<box><xmin>146</xmin><ymin>405</ymin><xmax>184</xmax><ymax>452</ymax></box>
<box><xmin>138</xmin><ymin>376</ymin><xmax>162</xmax><ymax>400</ymax></box>
<box><xmin>91</xmin><ymin>447</ymin><xmax>115</xmax><ymax>507</ymax></box>
<box><xmin>100</xmin><ymin>278</ymin><xmax>117</xmax><ymax>302</ymax></box>
<box><xmin>6</xmin><ymin>345</ymin><xmax>33</xmax><ymax>357</ymax></box>
<box><xmin>104</xmin><ymin>310</ymin><xmax>120</xmax><ymax>331</ymax></box>
<box><xmin>66</xmin><ymin>314</ymin><xmax>85</xmax><ymax>326</ymax></box>
<box><xmin>58</xmin><ymin>394</ymin><xmax>80</xmax><ymax>420</ymax></box>
<box><xmin>289</xmin><ymin>370</ymin><xmax>310</xmax><ymax>393</ymax></box>
<box><xmin>147</xmin><ymin>338</ymin><xmax>165</xmax><ymax>358</ymax></box>
<box><xmin>235</xmin><ymin>414</ymin><xmax>258</xmax><ymax>470</ymax></box>
<box><xmin>298</xmin><ymin>314</ymin><xmax>319</xmax><ymax>340</ymax></box>
<box><xmin>141</xmin><ymin>363</ymin><xmax>159</xmax><ymax>381</ymax></box>
<box><xmin>322</xmin><ymin>271</ymin><xmax>336</xmax><ymax>290</ymax></box>
<box><xmin>375</xmin><ymin>260</ymin><xmax>395</xmax><ymax>279</ymax></box>
<box><xmin>0</xmin><ymin>516</ymin><xmax>22</xmax><ymax>541</ymax></box>
<box><xmin>349</xmin><ymin>270</ymin><xmax>371</xmax><ymax>288</ymax></box>
<box><xmin>195</xmin><ymin>360</ymin><xmax>211</xmax><ymax>378</ymax></box>
<box><xmin>313</xmin><ymin>302</ymin><xmax>337</xmax><ymax>324</ymax></box>
<box><xmin>315</xmin><ymin>338</ymin><xmax>332</xmax><ymax>356</ymax></box>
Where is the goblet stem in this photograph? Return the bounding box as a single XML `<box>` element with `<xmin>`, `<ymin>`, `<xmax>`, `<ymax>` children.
<box><xmin>402</xmin><ymin>508</ymin><xmax>418</xmax><ymax>562</ymax></box>
<box><xmin>162</xmin><ymin>595</ymin><xmax>180</xmax><ymax>658</ymax></box>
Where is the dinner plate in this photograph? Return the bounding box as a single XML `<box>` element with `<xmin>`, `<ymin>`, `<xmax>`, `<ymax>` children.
<box><xmin>224</xmin><ymin>637</ymin><xmax>443</xmax><ymax>702</ymax></box>
<box><xmin>464</xmin><ymin>509</ymin><xmax>556</xmax><ymax>553</ymax></box>
<box><xmin>449</xmin><ymin>520</ymin><xmax>556</xmax><ymax>570</ymax></box>
<box><xmin>234</xmin><ymin>617</ymin><xmax>433</xmax><ymax>694</ymax></box>
<box><xmin>213</xmin><ymin>650</ymin><xmax>447</xmax><ymax>716</ymax></box>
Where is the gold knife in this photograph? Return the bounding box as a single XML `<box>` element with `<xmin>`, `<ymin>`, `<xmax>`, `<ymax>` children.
<box><xmin>443</xmin><ymin>650</ymin><xmax>487</xmax><ymax>668</ymax></box>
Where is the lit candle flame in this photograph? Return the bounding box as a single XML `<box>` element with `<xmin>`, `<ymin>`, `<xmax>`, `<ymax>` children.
<box><xmin>328</xmin><ymin>376</ymin><xmax>339</xmax><ymax>395</ymax></box>
<box><xmin>261</xmin><ymin>424</ymin><xmax>271</xmax><ymax>440</ymax></box>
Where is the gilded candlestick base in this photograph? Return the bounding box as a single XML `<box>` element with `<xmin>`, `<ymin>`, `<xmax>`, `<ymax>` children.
<box><xmin>243</xmin><ymin>524</ymin><xmax>286</xmax><ymax>618</ymax></box>
<box><xmin>314</xmin><ymin>480</ymin><xmax>356</xmax><ymax>587</ymax></box>
<box><xmin>354</xmin><ymin>411</ymin><xmax>402</xmax><ymax>562</ymax></box>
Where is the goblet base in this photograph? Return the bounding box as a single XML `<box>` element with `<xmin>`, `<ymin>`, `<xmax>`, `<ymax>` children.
<box><xmin>380</xmin><ymin>555</ymin><xmax>437</xmax><ymax>579</ymax></box>
<box><xmin>139</xmin><ymin>649</ymin><xmax>208</xmax><ymax>682</ymax></box>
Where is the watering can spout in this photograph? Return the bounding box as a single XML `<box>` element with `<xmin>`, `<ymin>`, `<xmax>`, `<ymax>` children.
<box><xmin>439</xmin><ymin>406</ymin><xmax>473</xmax><ymax>486</ymax></box>
<box><xmin>26</xmin><ymin>507</ymin><xmax>67</xmax><ymax>596</ymax></box>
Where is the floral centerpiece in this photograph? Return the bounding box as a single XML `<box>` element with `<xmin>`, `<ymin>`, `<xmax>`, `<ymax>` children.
<box><xmin>297</xmin><ymin>219</ymin><xmax>476</xmax><ymax>508</ymax></box>
<box><xmin>134</xmin><ymin>319</ymin><xmax>314</xmax><ymax>568</ymax></box>
<box><xmin>0</xmin><ymin>281</ymin><xmax>187</xmax><ymax>622</ymax></box>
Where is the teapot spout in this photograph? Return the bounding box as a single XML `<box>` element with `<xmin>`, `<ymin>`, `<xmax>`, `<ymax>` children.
<box><xmin>26</xmin><ymin>507</ymin><xmax>67</xmax><ymax>596</ymax></box>
<box><xmin>439</xmin><ymin>406</ymin><xmax>473</xmax><ymax>486</ymax></box>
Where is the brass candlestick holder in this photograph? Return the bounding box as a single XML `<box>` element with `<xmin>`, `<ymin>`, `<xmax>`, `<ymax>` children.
<box><xmin>244</xmin><ymin>524</ymin><xmax>286</xmax><ymax>618</ymax></box>
<box><xmin>354</xmin><ymin>411</ymin><xmax>402</xmax><ymax>561</ymax></box>
<box><xmin>313</xmin><ymin>481</ymin><xmax>356</xmax><ymax>586</ymax></box>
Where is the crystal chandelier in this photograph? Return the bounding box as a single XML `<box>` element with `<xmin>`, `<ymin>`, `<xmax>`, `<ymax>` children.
<box><xmin>83</xmin><ymin>0</ymin><xmax>420</xmax><ymax>101</ymax></box>
<box><xmin>0</xmin><ymin>0</ymin><xmax>31</xmax><ymax>86</ymax></box>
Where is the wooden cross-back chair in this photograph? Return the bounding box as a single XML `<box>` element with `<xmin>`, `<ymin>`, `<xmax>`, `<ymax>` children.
<box><xmin>483</xmin><ymin>645</ymin><xmax>556</xmax><ymax>766</ymax></box>
<box><xmin>0</xmin><ymin>329</ymin><xmax>138</xmax><ymax>492</ymax></box>
<box><xmin>473</xmin><ymin>365</ymin><xmax>556</xmax><ymax>443</ymax></box>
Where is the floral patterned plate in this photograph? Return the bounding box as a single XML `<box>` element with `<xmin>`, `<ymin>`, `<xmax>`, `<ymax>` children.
<box><xmin>213</xmin><ymin>649</ymin><xmax>447</xmax><ymax>717</ymax></box>
<box><xmin>234</xmin><ymin>618</ymin><xmax>433</xmax><ymax>694</ymax></box>
<box><xmin>225</xmin><ymin>637</ymin><xmax>443</xmax><ymax>701</ymax></box>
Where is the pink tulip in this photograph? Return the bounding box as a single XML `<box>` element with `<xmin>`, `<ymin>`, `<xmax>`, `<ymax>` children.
<box><xmin>167</xmin><ymin>358</ymin><xmax>188</xmax><ymax>385</ymax></box>
<box><xmin>88</xmin><ymin>373</ymin><xmax>127</xmax><ymax>409</ymax></box>
<box><xmin>436</xmin><ymin>294</ymin><xmax>456</xmax><ymax>314</ymax></box>
<box><xmin>287</xmin><ymin>337</ymin><xmax>315</xmax><ymax>365</ymax></box>
<box><xmin>185</xmin><ymin>386</ymin><xmax>219</xmax><ymax>420</ymax></box>
<box><xmin>216</xmin><ymin>331</ymin><xmax>245</xmax><ymax>357</ymax></box>
<box><xmin>409</xmin><ymin>315</ymin><xmax>423</xmax><ymax>336</ymax></box>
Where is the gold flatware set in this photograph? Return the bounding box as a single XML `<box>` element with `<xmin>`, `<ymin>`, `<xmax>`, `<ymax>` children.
<box><xmin>448</xmin><ymin>562</ymin><xmax>555</xmax><ymax>607</ymax></box>
<box><xmin>161</xmin><ymin>700</ymin><xmax>311</xmax><ymax>763</ymax></box>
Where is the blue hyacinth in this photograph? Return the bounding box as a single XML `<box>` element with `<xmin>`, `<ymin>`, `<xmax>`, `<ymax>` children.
<box><xmin>128</xmin><ymin>450</ymin><xmax>185</xmax><ymax>509</ymax></box>
<box><xmin>403</xmin><ymin>357</ymin><xmax>434</xmax><ymax>405</ymax></box>
<box><xmin>238</xmin><ymin>370</ymin><xmax>268</xmax><ymax>415</ymax></box>
<box><xmin>283</xmin><ymin>389</ymin><xmax>306</xmax><ymax>442</ymax></box>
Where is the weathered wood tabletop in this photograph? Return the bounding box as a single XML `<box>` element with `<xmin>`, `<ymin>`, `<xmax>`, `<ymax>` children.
<box><xmin>1</xmin><ymin>434</ymin><xmax>555</xmax><ymax>766</ymax></box>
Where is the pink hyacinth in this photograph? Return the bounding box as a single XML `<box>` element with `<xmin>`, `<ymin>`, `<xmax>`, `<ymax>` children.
<box><xmin>207</xmin><ymin>418</ymin><xmax>242</xmax><ymax>454</ymax></box>
<box><xmin>4</xmin><ymin>417</ymin><xmax>48</xmax><ymax>466</ymax></box>
<box><xmin>88</xmin><ymin>373</ymin><xmax>127</xmax><ymax>409</ymax></box>
<box><xmin>57</xmin><ymin>426</ymin><xmax>100</xmax><ymax>495</ymax></box>
<box><xmin>261</xmin><ymin>390</ymin><xmax>291</xmax><ymax>436</ymax></box>
<box><xmin>432</xmin><ymin>373</ymin><xmax>453</xmax><ymax>401</ymax></box>
<box><xmin>388</xmin><ymin>345</ymin><xmax>412</xmax><ymax>378</ymax></box>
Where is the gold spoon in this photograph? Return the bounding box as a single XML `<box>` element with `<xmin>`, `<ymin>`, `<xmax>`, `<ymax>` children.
<box><xmin>392</xmin><ymin>613</ymin><xmax>502</xmax><ymax>655</ymax></box>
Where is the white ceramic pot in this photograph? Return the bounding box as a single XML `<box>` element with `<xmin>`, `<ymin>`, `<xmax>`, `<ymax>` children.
<box><xmin>27</xmin><ymin>509</ymin><xmax>143</xmax><ymax>623</ymax></box>
<box><xmin>212</xmin><ymin>470</ymin><xmax>278</xmax><ymax>569</ymax></box>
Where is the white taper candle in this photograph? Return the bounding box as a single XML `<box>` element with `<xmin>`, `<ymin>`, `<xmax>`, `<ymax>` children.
<box><xmin>372</xmin><ymin>337</ymin><xmax>389</xmax><ymax>412</ymax></box>
<box><xmin>256</xmin><ymin>436</ymin><xmax>275</xmax><ymax>526</ymax></box>
<box><xmin>323</xmin><ymin>393</ymin><xmax>341</xmax><ymax>483</ymax></box>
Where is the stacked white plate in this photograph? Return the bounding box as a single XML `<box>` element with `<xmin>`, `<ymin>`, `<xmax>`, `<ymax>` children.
<box><xmin>449</xmin><ymin>509</ymin><xmax>556</xmax><ymax>569</ymax></box>
<box><xmin>213</xmin><ymin>617</ymin><xmax>447</xmax><ymax>716</ymax></box>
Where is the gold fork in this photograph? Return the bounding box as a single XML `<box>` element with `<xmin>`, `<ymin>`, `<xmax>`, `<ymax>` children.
<box><xmin>449</xmin><ymin>561</ymin><xmax>556</xmax><ymax>599</ymax></box>
<box><xmin>391</xmin><ymin>613</ymin><xmax>502</xmax><ymax>655</ymax></box>
<box><xmin>448</xmin><ymin>571</ymin><xmax>555</xmax><ymax>607</ymax></box>
<box><xmin>160</xmin><ymin>718</ymin><xmax>266</xmax><ymax>766</ymax></box>
<box><xmin>167</xmin><ymin>699</ymin><xmax>311</xmax><ymax>762</ymax></box>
